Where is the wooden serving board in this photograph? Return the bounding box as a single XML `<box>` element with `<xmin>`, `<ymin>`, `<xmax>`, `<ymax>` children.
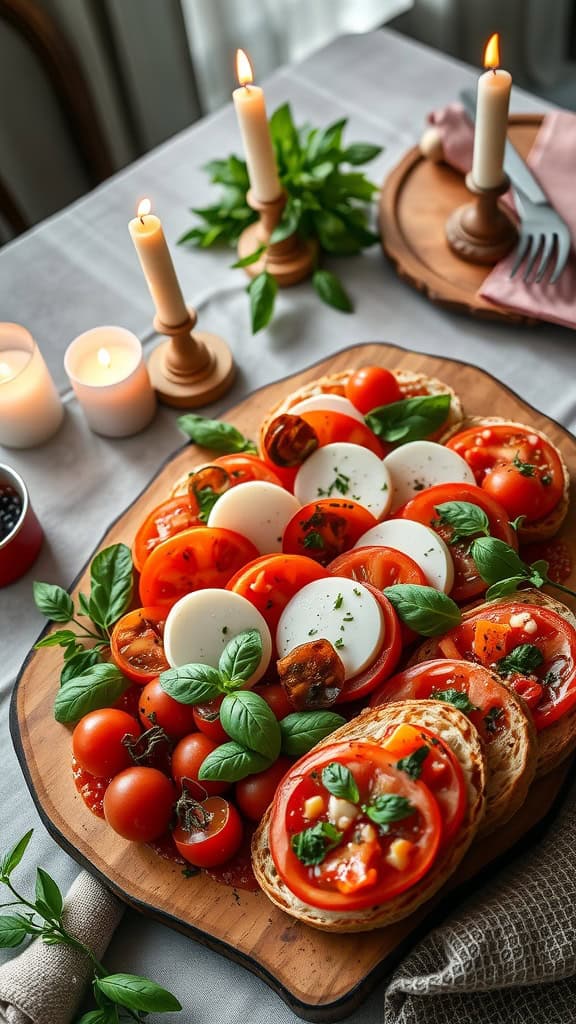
<box><xmin>379</xmin><ymin>115</ymin><xmax>542</xmax><ymax>323</ymax></box>
<box><xmin>11</xmin><ymin>343</ymin><xmax>576</xmax><ymax>1021</ymax></box>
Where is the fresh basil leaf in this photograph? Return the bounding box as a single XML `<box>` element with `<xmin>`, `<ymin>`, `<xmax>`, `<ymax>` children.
<box><xmin>279</xmin><ymin>711</ymin><xmax>346</xmax><ymax>756</ymax></box>
<box><xmin>321</xmin><ymin>762</ymin><xmax>359</xmax><ymax>803</ymax></box>
<box><xmin>291</xmin><ymin>821</ymin><xmax>342</xmax><ymax>866</ymax></box>
<box><xmin>220</xmin><ymin>691</ymin><xmax>281</xmax><ymax>760</ymax></box>
<box><xmin>269</xmin><ymin>102</ymin><xmax>299</xmax><ymax>151</ymax></box>
<box><xmin>383</xmin><ymin>584</ymin><xmax>461</xmax><ymax>637</ymax></box>
<box><xmin>485</xmin><ymin>576</ymin><xmax>527</xmax><ymax>600</ymax></box>
<box><xmin>32</xmin><ymin>582</ymin><xmax>74</xmax><ymax>623</ymax></box>
<box><xmin>248</xmin><ymin>271</ymin><xmax>277</xmax><ymax>334</ymax></box>
<box><xmin>203</xmin><ymin>154</ymin><xmax>249</xmax><ymax>189</ymax></box>
<box><xmin>159</xmin><ymin>664</ymin><xmax>222</xmax><ymax>705</ymax></box>
<box><xmin>470</xmin><ymin>537</ymin><xmax>528</xmax><ymax>586</ymax></box>
<box><xmin>191</xmin><ymin>485</ymin><xmax>221</xmax><ymax>523</ymax></box>
<box><xmin>219</xmin><ymin>629</ymin><xmax>263</xmax><ymax>684</ymax></box>
<box><xmin>76</xmin><ymin>1010</ymin><xmax>118</xmax><ymax>1024</ymax></box>
<box><xmin>306</xmin><ymin>117</ymin><xmax>347</xmax><ymax>164</ymax></box>
<box><xmin>434</xmin><ymin>501</ymin><xmax>490</xmax><ymax>543</ymax></box>
<box><xmin>313</xmin><ymin>210</ymin><xmax>362</xmax><ymax>255</ymax></box>
<box><xmin>365</xmin><ymin>394</ymin><xmax>451</xmax><ymax>445</ymax></box>
<box><xmin>60</xmin><ymin>647</ymin><xmax>103</xmax><ymax>685</ymax></box>
<box><xmin>431</xmin><ymin>689</ymin><xmax>479</xmax><ymax>713</ymax></box>
<box><xmin>270</xmin><ymin>197</ymin><xmax>302</xmax><ymax>244</ymax></box>
<box><xmin>231</xmin><ymin>244</ymin><xmax>266</xmax><ymax>269</ymax></box>
<box><xmin>89</xmin><ymin>544</ymin><xmax>133</xmax><ymax>632</ymax></box>
<box><xmin>496</xmin><ymin>643</ymin><xmax>544</xmax><ymax>677</ymax></box>
<box><xmin>178</xmin><ymin>414</ymin><xmax>257</xmax><ymax>454</ymax></box>
<box><xmin>0</xmin><ymin>916</ymin><xmax>33</xmax><ymax>948</ymax></box>
<box><xmin>396</xmin><ymin>745</ymin><xmax>429</xmax><ymax>780</ymax></box>
<box><xmin>77</xmin><ymin>592</ymin><xmax>91</xmax><ymax>618</ymax></box>
<box><xmin>0</xmin><ymin>830</ymin><xmax>33</xmax><ymax>880</ymax></box>
<box><xmin>35</xmin><ymin>630</ymin><xmax>78</xmax><ymax>650</ymax></box>
<box><xmin>363</xmin><ymin>794</ymin><xmax>414</xmax><ymax>826</ymax></box>
<box><xmin>312</xmin><ymin>270</ymin><xmax>353</xmax><ymax>313</ymax></box>
<box><xmin>95</xmin><ymin>974</ymin><xmax>182</xmax><ymax>1013</ymax></box>
<box><xmin>198</xmin><ymin>741</ymin><xmax>271</xmax><ymax>782</ymax></box>
<box><xmin>342</xmin><ymin>142</ymin><xmax>382</xmax><ymax>164</ymax></box>
<box><xmin>53</xmin><ymin>664</ymin><xmax>126</xmax><ymax>724</ymax></box>
<box><xmin>35</xmin><ymin>867</ymin><xmax>63</xmax><ymax>919</ymax></box>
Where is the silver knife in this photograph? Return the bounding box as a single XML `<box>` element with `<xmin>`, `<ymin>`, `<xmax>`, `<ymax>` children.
<box><xmin>459</xmin><ymin>88</ymin><xmax>547</xmax><ymax>204</ymax></box>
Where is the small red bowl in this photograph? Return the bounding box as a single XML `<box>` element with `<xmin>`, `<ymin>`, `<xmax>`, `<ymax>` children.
<box><xmin>0</xmin><ymin>465</ymin><xmax>43</xmax><ymax>587</ymax></box>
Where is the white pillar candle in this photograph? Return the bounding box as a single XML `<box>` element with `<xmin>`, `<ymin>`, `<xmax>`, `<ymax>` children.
<box><xmin>0</xmin><ymin>324</ymin><xmax>64</xmax><ymax>449</ymax></box>
<box><xmin>128</xmin><ymin>200</ymin><xmax>189</xmax><ymax>327</ymax></box>
<box><xmin>471</xmin><ymin>33</ymin><xmax>512</xmax><ymax>189</ymax></box>
<box><xmin>64</xmin><ymin>327</ymin><xmax>156</xmax><ymax>438</ymax></box>
<box><xmin>232</xmin><ymin>49</ymin><xmax>281</xmax><ymax>203</ymax></box>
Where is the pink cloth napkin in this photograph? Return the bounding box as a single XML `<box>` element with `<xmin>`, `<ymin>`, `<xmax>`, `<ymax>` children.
<box><xmin>428</xmin><ymin>104</ymin><xmax>576</xmax><ymax>328</ymax></box>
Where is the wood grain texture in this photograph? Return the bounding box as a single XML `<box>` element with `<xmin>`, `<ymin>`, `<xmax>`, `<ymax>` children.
<box><xmin>11</xmin><ymin>342</ymin><xmax>576</xmax><ymax>1021</ymax></box>
<box><xmin>379</xmin><ymin>116</ymin><xmax>542</xmax><ymax>322</ymax></box>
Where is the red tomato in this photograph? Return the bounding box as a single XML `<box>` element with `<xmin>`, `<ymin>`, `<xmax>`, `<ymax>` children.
<box><xmin>269</xmin><ymin>740</ymin><xmax>442</xmax><ymax>911</ymax></box>
<box><xmin>336</xmin><ymin>585</ymin><xmax>402</xmax><ymax>703</ymax></box>
<box><xmin>300</xmin><ymin>410</ymin><xmax>386</xmax><ymax>458</ymax></box>
<box><xmin>72</xmin><ymin>709</ymin><xmax>141</xmax><ymax>778</ymax></box>
<box><xmin>186</xmin><ymin>455</ymin><xmax>284</xmax><ymax>518</ymax></box>
<box><xmin>138</xmin><ymin>678</ymin><xmax>197</xmax><ymax>740</ymax></box>
<box><xmin>110</xmin><ymin>607</ymin><xmax>169</xmax><ymax>684</ymax></box>
<box><xmin>396</xmin><ymin>482</ymin><xmax>518</xmax><ymax>603</ymax></box>
<box><xmin>227</xmin><ymin>553</ymin><xmax>328</xmax><ymax>636</ymax></box>
<box><xmin>235</xmin><ymin>757</ymin><xmax>292</xmax><ymax>821</ymax></box>
<box><xmin>103</xmin><ymin>766</ymin><xmax>174</xmax><ymax>842</ymax></box>
<box><xmin>173</xmin><ymin>796</ymin><xmax>243</xmax><ymax>867</ymax></box>
<box><xmin>171</xmin><ymin>732</ymin><xmax>230</xmax><ymax>796</ymax></box>
<box><xmin>252</xmin><ymin>683</ymin><xmax>294</xmax><ymax>720</ymax></box>
<box><xmin>345</xmin><ymin>366</ymin><xmax>402</xmax><ymax>414</ymax></box>
<box><xmin>132</xmin><ymin>497</ymin><xmax>202</xmax><ymax>572</ymax></box>
<box><xmin>200</xmin><ymin>454</ymin><xmax>284</xmax><ymax>487</ymax></box>
<box><xmin>192</xmin><ymin>697</ymin><xmax>228</xmax><ymax>744</ymax></box>
<box><xmin>328</xmin><ymin>546</ymin><xmax>428</xmax><ymax>589</ymax></box>
<box><xmin>283</xmin><ymin>500</ymin><xmax>378</xmax><ymax>566</ymax></box>
<box><xmin>446</xmin><ymin>424</ymin><xmax>564</xmax><ymax>523</ymax></box>
<box><xmin>138</xmin><ymin>527</ymin><xmax>259</xmax><ymax>609</ymax></box>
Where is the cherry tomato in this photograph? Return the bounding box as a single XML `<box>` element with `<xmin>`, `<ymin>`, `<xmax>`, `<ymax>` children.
<box><xmin>396</xmin><ymin>482</ymin><xmax>518</xmax><ymax>603</ymax></box>
<box><xmin>173</xmin><ymin>796</ymin><xmax>243</xmax><ymax>867</ymax></box>
<box><xmin>336</xmin><ymin>585</ymin><xmax>402</xmax><ymax>703</ymax></box>
<box><xmin>171</xmin><ymin>732</ymin><xmax>230</xmax><ymax>796</ymax></box>
<box><xmin>328</xmin><ymin>546</ymin><xmax>427</xmax><ymax>589</ymax></box>
<box><xmin>482</xmin><ymin>463</ymin><xmax>559</xmax><ymax>522</ymax></box>
<box><xmin>132</xmin><ymin>497</ymin><xmax>202</xmax><ymax>572</ymax></box>
<box><xmin>345</xmin><ymin>366</ymin><xmax>402</xmax><ymax>414</ymax></box>
<box><xmin>283</xmin><ymin>500</ymin><xmax>378</xmax><ymax>566</ymax></box>
<box><xmin>227</xmin><ymin>553</ymin><xmax>328</xmax><ymax>636</ymax></box>
<box><xmin>139</xmin><ymin>527</ymin><xmax>259</xmax><ymax>609</ymax></box>
<box><xmin>252</xmin><ymin>683</ymin><xmax>294</xmax><ymax>720</ymax></box>
<box><xmin>103</xmin><ymin>766</ymin><xmax>174</xmax><ymax>842</ymax></box>
<box><xmin>235</xmin><ymin>757</ymin><xmax>292</xmax><ymax>821</ymax></box>
<box><xmin>110</xmin><ymin>607</ymin><xmax>169</xmax><ymax>684</ymax></box>
<box><xmin>72</xmin><ymin>709</ymin><xmax>141</xmax><ymax>778</ymax></box>
<box><xmin>193</xmin><ymin>696</ymin><xmax>228</xmax><ymax>744</ymax></box>
<box><xmin>138</xmin><ymin>678</ymin><xmax>197</xmax><ymax>740</ymax></box>
<box><xmin>269</xmin><ymin>740</ymin><xmax>442</xmax><ymax>911</ymax></box>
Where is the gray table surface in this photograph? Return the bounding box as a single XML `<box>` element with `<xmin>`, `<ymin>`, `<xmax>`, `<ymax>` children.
<box><xmin>0</xmin><ymin>27</ymin><xmax>574</xmax><ymax>1024</ymax></box>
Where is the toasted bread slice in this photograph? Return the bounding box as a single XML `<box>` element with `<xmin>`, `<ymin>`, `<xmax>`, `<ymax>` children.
<box><xmin>252</xmin><ymin>700</ymin><xmax>486</xmax><ymax>932</ymax></box>
<box><xmin>411</xmin><ymin>591</ymin><xmax>576</xmax><ymax>778</ymax></box>
<box><xmin>441</xmin><ymin>416</ymin><xmax>569</xmax><ymax>542</ymax></box>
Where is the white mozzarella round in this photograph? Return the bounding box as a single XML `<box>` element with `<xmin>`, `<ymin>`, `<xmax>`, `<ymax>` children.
<box><xmin>290</xmin><ymin>394</ymin><xmax>365</xmax><ymax>424</ymax></box>
<box><xmin>354</xmin><ymin>520</ymin><xmax>454</xmax><ymax>593</ymax></box>
<box><xmin>164</xmin><ymin>589</ymin><xmax>272</xmax><ymax>684</ymax></box>
<box><xmin>383</xmin><ymin>441</ymin><xmax>476</xmax><ymax>513</ymax></box>
<box><xmin>207</xmin><ymin>481</ymin><xmax>300</xmax><ymax>554</ymax></box>
<box><xmin>294</xmin><ymin>442</ymin><xmax>392</xmax><ymax>518</ymax></box>
<box><xmin>276</xmin><ymin>577</ymin><xmax>384</xmax><ymax>680</ymax></box>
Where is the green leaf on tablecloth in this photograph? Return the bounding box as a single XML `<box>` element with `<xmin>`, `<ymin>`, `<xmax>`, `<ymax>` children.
<box><xmin>54</xmin><ymin>664</ymin><xmax>126</xmax><ymax>723</ymax></box>
<box><xmin>76</xmin><ymin>1010</ymin><xmax>119</xmax><ymax>1024</ymax></box>
<box><xmin>248</xmin><ymin>271</ymin><xmax>277</xmax><ymax>333</ymax></box>
<box><xmin>0</xmin><ymin>830</ymin><xmax>33</xmax><ymax>880</ymax></box>
<box><xmin>270</xmin><ymin>197</ymin><xmax>302</xmax><ymax>243</ymax></box>
<box><xmin>0</xmin><ymin>915</ymin><xmax>35</xmax><ymax>948</ymax></box>
<box><xmin>306</xmin><ymin>118</ymin><xmax>347</xmax><ymax>164</ymax></box>
<box><xmin>178</xmin><ymin>414</ymin><xmax>257</xmax><ymax>453</ymax></box>
<box><xmin>231</xmin><ymin>244</ymin><xmax>266</xmax><ymax>268</ymax></box>
<box><xmin>32</xmin><ymin>582</ymin><xmax>74</xmax><ymax>623</ymax></box>
<box><xmin>35</xmin><ymin>867</ymin><xmax>63</xmax><ymax>919</ymax></box>
<box><xmin>95</xmin><ymin>974</ymin><xmax>182</xmax><ymax>1012</ymax></box>
<box><xmin>312</xmin><ymin>270</ymin><xmax>353</xmax><ymax>312</ymax></box>
<box><xmin>342</xmin><ymin>142</ymin><xmax>382</xmax><ymax>164</ymax></box>
<box><xmin>88</xmin><ymin>543</ymin><xmax>133</xmax><ymax>633</ymax></box>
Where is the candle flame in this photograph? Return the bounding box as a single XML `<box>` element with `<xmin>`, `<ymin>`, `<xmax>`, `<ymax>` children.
<box><xmin>483</xmin><ymin>32</ymin><xmax>500</xmax><ymax>69</ymax></box>
<box><xmin>97</xmin><ymin>348</ymin><xmax>112</xmax><ymax>369</ymax></box>
<box><xmin>236</xmin><ymin>48</ymin><xmax>253</xmax><ymax>87</ymax></box>
<box><xmin>137</xmin><ymin>198</ymin><xmax>151</xmax><ymax>219</ymax></box>
<box><xmin>0</xmin><ymin>361</ymin><xmax>13</xmax><ymax>382</ymax></box>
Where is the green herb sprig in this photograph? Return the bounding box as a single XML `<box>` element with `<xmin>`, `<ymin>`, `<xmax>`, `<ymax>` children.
<box><xmin>178</xmin><ymin>415</ymin><xmax>257</xmax><ymax>454</ymax></box>
<box><xmin>470</xmin><ymin>537</ymin><xmax>576</xmax><ymax>602</ymax></box>
<box><xmin>383</xmin><ymin>584</ymin><xmax>462</xmax><ymax>637</ymax></box>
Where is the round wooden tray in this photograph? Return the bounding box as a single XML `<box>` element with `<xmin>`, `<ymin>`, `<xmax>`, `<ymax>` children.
<box><xmin>379</xmin><ymin>114</ymin><xmax>543</xmax><ymax>323</ymax></box>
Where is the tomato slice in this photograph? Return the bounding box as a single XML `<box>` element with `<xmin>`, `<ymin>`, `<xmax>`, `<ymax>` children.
<box><xmin>419</xmin><ymin>603</ymin><xmax>576</xmax><ymax>730</ymax></box>
<box><xmin>269</xmin><ymin>739</ymin><xmax>442</xmax><ymax>911</ymax></box>
<box><xmin>336</xmin><ymin>585</ymin><xmax>402</xmax><ymax>703</ymax></box>
<box><xmin>187</xmin><ymin>455</ymin><xmax>285</xmax><ymax>518</ymax></box>
<box><xmin>283</xmin><ymin>499</ymin><xmax>378</xmax><ymax>566</ymax></box>
<box><xmin>207</xmin><ymin>453</ymin><xmax>284</xmax><ymax>486</ymax></box>
<box><xmin>132</xmin><ymin>497</ymin><xmax>202</xmax><ymax>572</ymax></box>
<box><xmin>370</xmin><ymin>658</ymin><xmax>509</xmax><ymax>744</ymax></box>
<box><xmin>138</xmin><ymin>527</ymin><xmax>259</xmax><ymax>609</ymax></box>
<box><xmin>328</xmin><ymin>546</ymin><xmax>428</xmax><ymax>589</ymax></box>
<box><xmin>446</xmin><ymin>424</ymin><xmax>564</xmax><ymax>523</ymax></box>
<box><xmin>227</xmin><ymin>553</ymin><xmax>328</xmax><ymax>637</ymax></box>
<box><xmin>396</xmin><ymin>482</ymin><xmax>518</xmax><ymax>603</ymax></box>
<box><xmin>299</xmin><ymin>411</ymin><xmax>387</xmax><ymax>458</ymax></box>
<box><xmin>110</xmin><ymin>606</ymin><xmax>169</xmax><ymax>683</ymax></box>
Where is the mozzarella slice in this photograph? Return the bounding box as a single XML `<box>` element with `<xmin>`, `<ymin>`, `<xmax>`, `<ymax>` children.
<box><xmin>276</xmin><ymin>577</ymin><xmax>384</xmax><ymax>680</ymax></box>
<box><xmin>354</xmin><ymin>520</ymin><xmax>454</xmax><ymax>593</ymax></box>
<box><xmin>207</xmin><ymin>481</ymin><xmax>300</xmax><ymax>555</ymax></box>
<box><xmin>383</xmin><ymin>441</ymin><xmax>476</xmax><ymax>512</ymax></box>
<box><xmin>290</xmin><ymin>394</ymin><xmax>365</xmax><ymax>424</ymax></box>
<box><xmin>294</xmin><ymin>442</ymin><xmax>392</xmax><ymax>518</ymax></box>
<box><xmin>164</xmin><ymin>589</ymin><xmax>272</xmax><ymax>684</ymax></box>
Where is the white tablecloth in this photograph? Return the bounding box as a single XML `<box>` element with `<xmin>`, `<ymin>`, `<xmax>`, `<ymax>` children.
<box><xmin>0</xmin><ymin>28</ymin><xmax>574</xmax><ymax>1024</ymax></box>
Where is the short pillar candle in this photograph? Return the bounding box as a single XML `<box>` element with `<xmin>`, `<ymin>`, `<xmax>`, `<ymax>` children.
<box><xmin>0</xmin><ymin>323</ymin><xmax>63</xmax><ymax>449</ymax></box>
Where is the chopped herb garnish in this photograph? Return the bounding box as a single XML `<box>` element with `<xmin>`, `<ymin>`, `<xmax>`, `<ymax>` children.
<box><xmin>291</xmin><ymin>821</ymin><xmax>342</xmax><ymax>866</ymax></box>
<box><xmin>321</xmin><ymin>762</ymin><xmax>359</xmax><ymax>803</ymax></box>
<box><xmin>343</xmin><ymin>614</ymin><xmax>354</xmax><ymax>622</ymax></box>
<box><xmin>495</xmin><ymin>643</ymin><xmax>544</xmax><ymax>678</ymax></box>
<box><xmin>333</xmin><ymin>593</ymin><xmax>344</xmax><ymax>610</ymax></box>
<box><xmin>303</xmin><ymin>531</ymin><xmax>325</xmax><ymax>550</ymax></box>
<box><xmin>431</xmin><ymin>689</ymin><xmax>479</xmax><ymax>713</ymax></box>
<box><xmin>308</xmin><ymin>628</ymin><xmax>318</xmax><ymax>636</ymax></box>
<box><xmin>396</xmin><ymin>745</ymin><xmax>429</xmax><ymax>780</ymax></box>
<box><xmin>362</xmin><ymin>794</ymin><xmax>414</xmax><ymax>826</ymax></box>
<box><xmin>318</xmin><ymin>470</ymin><xmax>351</xmax><ymax>498</ymax></box>
<box><xmin>513</xmin><ymin>451</ymin><xmax>536</xmax><ymax>477</ymax></box>
<box><xmin>334</xmin><ymin>637</ymin><xmax>345</xmax><ymax>649</ymax></box>
<box><xmin>222</xmin><ymin>626</ymin><xmax>228</xmax><ymax>635</ymax></box>
<box><xmin>353</xmin><ymin>587</ymin><xmax>361</xmax><ymax>597</ymax></box>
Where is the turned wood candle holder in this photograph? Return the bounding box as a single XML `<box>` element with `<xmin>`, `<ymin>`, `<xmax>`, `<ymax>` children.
<box><xmin>237</xmin><ymin>189</ymin><xmax>317</xmax><ymax>286</ymax></box>
<box><xmin>147</xmin><ymin>307</ymin><xmax>235</xmax><ymax>409</ymax></box>
<box><xmin>445</xmin><ymin>172</ymin><xmax>517</xmax><ymax>265</ymax></box>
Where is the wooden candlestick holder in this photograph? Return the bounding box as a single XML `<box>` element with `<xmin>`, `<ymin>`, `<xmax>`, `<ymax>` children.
<box><xmin>237</xmin><ymin>190</ymin><xmax>317</xmax><ymax>286</ymax></box>
<box><xmin>445</xmin><ymin>172</ymin><xmax>517</xmax><ymax>265</ymax></box>
<box><xmin>147</xmin><ymin>307</ymin><xmax>235</xmax><ymax>409</ymax></box>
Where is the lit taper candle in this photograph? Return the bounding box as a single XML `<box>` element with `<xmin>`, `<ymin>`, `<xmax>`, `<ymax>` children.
<box><xmin>471</xmin><ymin>33</ymin><xmax>512</xmax><ymax>189</ymax></box>
<box><xmin>232</xmin><ymin>49</ymin><xmax>281</xmax><ymax>203</ymax></box>
<box><xmin>129</xmin><ymin>199</ymin><xmax>188</xmax><ymax>327</ymax></box>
